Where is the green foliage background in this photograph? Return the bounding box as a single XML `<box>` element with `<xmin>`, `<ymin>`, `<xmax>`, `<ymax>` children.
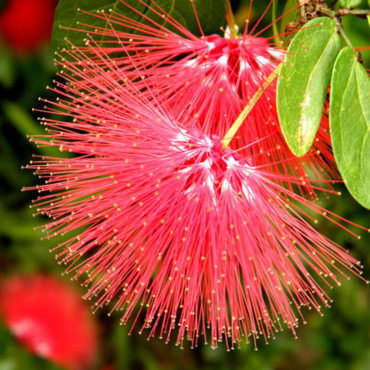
<box><xmin>0</xmin><ymin>1</ymin><xmax>369</xmax><ymax>369</ymax></box>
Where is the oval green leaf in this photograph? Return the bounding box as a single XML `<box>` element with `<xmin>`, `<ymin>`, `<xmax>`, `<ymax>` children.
<box><xmin>52</xmin><ymin>0</ymin><xmax>226</xmax><ymax>55</ymax></box>
<box><xmin>277</xmin><ymin>17</ymin><xmax>340</xmax><ymax>156</ymax></box>
<box><xmin>338</xmin><ymin>0</ymin><xmax>363</xmax><ymax>8</ymax></box>
<box><xmin>330</xmin><ymin>47</ymin><xmax>370</xmax><ymax>209</ymax></box>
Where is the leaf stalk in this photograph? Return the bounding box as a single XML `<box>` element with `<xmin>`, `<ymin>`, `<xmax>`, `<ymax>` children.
<box><xmin>318</xmin><ymin>7</ymin><xmax>364</xmax><ymax>61</ymax></box>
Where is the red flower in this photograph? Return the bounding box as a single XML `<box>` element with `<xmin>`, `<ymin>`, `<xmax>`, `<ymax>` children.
<box><xmin>0</xmin><ymin>275</ymin><xmax>98</xmax><ymax>369</ymax></box>
<box><xmin>70</xmin><ymin>0</ymin><xmax>338</xmax><ymax>198</ymax></box>
<box><xmin>0</xmin><ymin>0</ymin><xmax>58</xmax><ymax>54</ymax></box>
<box><xmin>24</xmin><ymin>39</ymin><xmax>365</xmax><ymax>349</ymax></box>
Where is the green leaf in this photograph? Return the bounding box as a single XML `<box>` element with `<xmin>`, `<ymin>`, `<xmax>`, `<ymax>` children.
<box><xmin>330</xmin><ymin>47</ymin><xmax>370</xmax><ymax>209</ymax></box>
<box><xmin>2</xmin><ymin>101</ymin><xmax>60</xmax><ymax>158</ymax></box>
<box><xmin>2</xmin><ymin>101</ymin><xmax>44</xmax><ymax>137</ymax></box>
<box><xmin>279</xmin><ymin>0</ymin><xmax>299</xmax><ymax>46</ymax></box>
<box><xmin>338</xmin><ymin>0</ymin><xmax>362</xmax><ymax>8</ymax></box>
<box><xmin>0</xmin><ymin>40</ymin><xmax>15</xmax><ymax>88</ymax></box>
<box><xmin>52</xmin><ymin>0</ymin><xmax>226</xmax><ymax>55</ymax></box>
<box><xmin>277</xmin><ymin>17</ymin><xmax>340</xmax><ymax>156</ymax></box>
<box><xmin>0</xmin><ymin>0</ymin><xmax>8</xmax><ymax>13</ymax></box>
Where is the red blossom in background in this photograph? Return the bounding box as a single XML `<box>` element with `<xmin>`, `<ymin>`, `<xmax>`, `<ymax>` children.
<box><xmin>23</xmin><ymin>35</ymin><xmax>366</xmax><ymax>349</ymax></box>
<box><xmin>68</xmin><ymin>0</ymin><xmax>338</xmax><ymax>198</ymax></box>
<box><xmin>0</xmin><ymin>275</ymin><xmax>98</xmax><ymax>369</ymax></box>
<box><xmin>0</xmin><ymin>0</ymin><xmax>58</xmax><ymax>54</ymax></box>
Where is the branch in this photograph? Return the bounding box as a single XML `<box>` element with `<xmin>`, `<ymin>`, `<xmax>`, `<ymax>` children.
<box><xmin>225</xmin><ymin>0</ymin><xmax>238</xmax><ymax>38</ymax></box>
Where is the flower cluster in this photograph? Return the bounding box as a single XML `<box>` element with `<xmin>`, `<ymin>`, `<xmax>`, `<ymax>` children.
<box><xmin>72</xmin><ymin>1</ymin><xmax>338</xmax><ymax>197</ymax></box>
<box><xmin>0</xmin><ymin>276</ymin><xmax>97</xmax><ymax>369</ymax></box>
<box><xmin>25</xmin><ymin>1</ymin><xmax>366</xmax><ymax>349</ymax></box>
<box><xmin>0</xmin><ymin>0</ymin><xmax>58</xmax><ymax>54</ymax></box>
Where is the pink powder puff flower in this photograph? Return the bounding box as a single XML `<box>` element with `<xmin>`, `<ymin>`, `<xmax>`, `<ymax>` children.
<box><xmin>67</xmin><ymin>0</ymin><xmax>338</xmax><ymax>198</ymax></box>
<box><xmin>24</xmin><ymin>40</ymin><xmax>366</xmax><ymax>350</ymax></box>
<box><xmin>0</xmin><ymin>0</ymin><xmax>58</xmax><ymax>55</ymax></box>
<box><xmin>0</xmin><ymin>275</ymin><xmax>98</xmax><ymax>370</ymax></box>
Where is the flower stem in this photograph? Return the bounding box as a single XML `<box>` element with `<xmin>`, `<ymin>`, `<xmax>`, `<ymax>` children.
<box><xmin>222</xmin><ymin>64</ymin><xmax>282</xmax><ymax>148</ymax></box>
<box><xmin>225</xmin><ymin>0</ymin><xmax>238</xmax><ymax>38</ymax></box>
<box><xmin>299</xmin><ymin>1</ymin><xmax>307</xmax><ymax>21</ymax></box>
<box><xmin>272</xmin><ymin>0</ymin><xmax>281</xmax><ymax>46</ymax></box>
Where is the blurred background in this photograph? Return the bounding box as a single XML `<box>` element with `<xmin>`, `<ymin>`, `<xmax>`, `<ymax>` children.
<box><xmin>0</xmin><ymin>0</ymin><xmax>369</xmax><ymax>369</ymax></box>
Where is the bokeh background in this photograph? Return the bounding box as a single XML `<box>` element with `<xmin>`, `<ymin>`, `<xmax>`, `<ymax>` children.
<box><xmin>0</xmin><ymin>0</ymin><xmax>369</xmax><ymax>369</ymax></box>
